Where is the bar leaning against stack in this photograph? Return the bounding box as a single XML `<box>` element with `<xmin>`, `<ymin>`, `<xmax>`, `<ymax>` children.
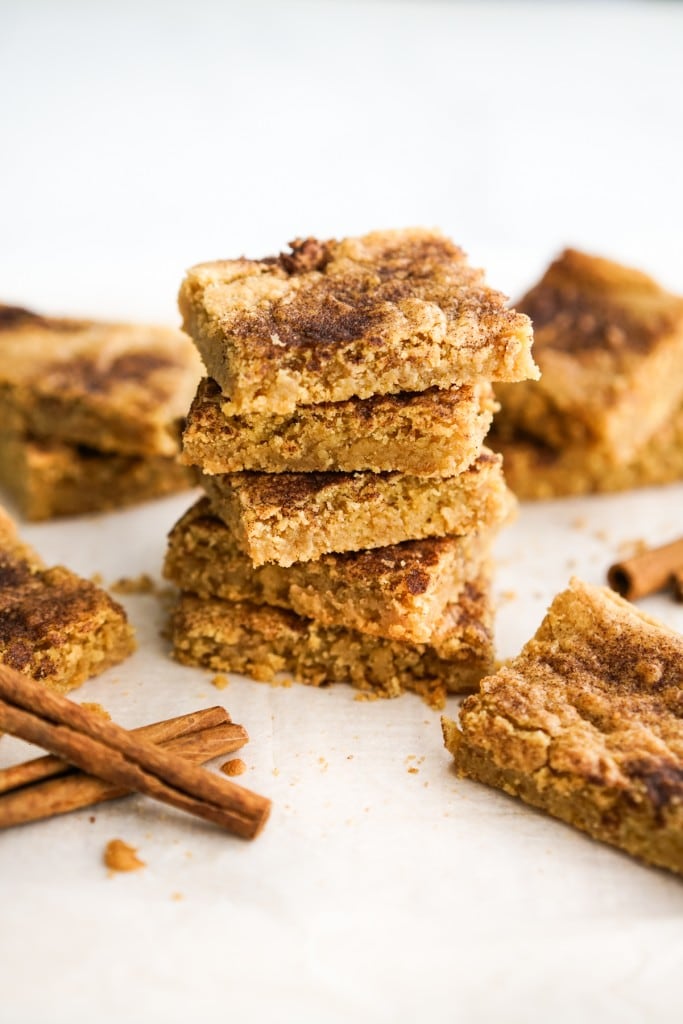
<box><xmin>165</xmin><ymin>229</ymin><xmax>538</xmax><ymax>706</ymax></box>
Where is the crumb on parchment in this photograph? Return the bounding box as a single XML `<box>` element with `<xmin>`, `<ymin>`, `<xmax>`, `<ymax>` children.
<box><xmin>220</xmin><ymin>758</ymin><xmax>246</xmax><ymax>777</ymax></box>
<box><xmin>104</xmin><ymin>838</ymin><xmax>145</xmax><ymax>873</ymax></box>
<box><xmin>110</xmin><ymin>573</ymin><xmax>157</xmax><ymax>595</ymax></box>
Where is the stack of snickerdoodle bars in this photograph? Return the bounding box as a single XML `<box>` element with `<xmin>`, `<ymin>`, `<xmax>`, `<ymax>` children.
<box><xmin>164</xmin><ymin>229</ymin><xmax>538</xmax><ymax>705</ymax></box>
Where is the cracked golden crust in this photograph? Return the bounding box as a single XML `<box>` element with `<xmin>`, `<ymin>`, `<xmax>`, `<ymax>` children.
<box><xmin>0</xmin><ymin>434</ymin><xmax>196</xmax><ymax>521</ymax></box>
<box><xmin>182</xmin><ymin>377</ymin><xmax>497</xmax><ymax>476</ymax></box>
<box><xmin>0</xmin><ymin>304</ymin><xmax>202</xmax><ymax>455</ymax></box>
<box><xmin>495</xmin><ymin>250</ymin><xmax>683</xmax><ymax>462</ymax></box>
<box><xmin>444</xmin><ymin>578</ymin><xmax>683</xmax><ymax>875</ymax></box>
<box><xmin>164</xmin><ymin>497</ymin><xmax>491</xmax><ymax>642</ymax></box>
<box><xmin>200</xmin><ymin>449</ymin><xmax>515</xmax><ymax>566</ymax></box>
<box><xmin>0</xmin><ymin>504</ymin><xmax>135</xmax><ymax>691</ymax></box>
<box><xmin>170</xmin><ymin>573</ymin><xmax>494</xmax><ymax>707</ymax></box>
<box><xmin>490</xmin><ymin>404</ymin><xmax>683</xmax><ymax>500</ymax></box>
<box><xmin>179</xmin><ymin>229</ymin><xmax>537</xmax><ymax>414</ymax></box>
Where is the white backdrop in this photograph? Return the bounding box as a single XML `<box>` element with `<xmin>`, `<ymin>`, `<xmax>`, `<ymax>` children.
<box><xmin>1</xmin><ymin>3</ymin><xmax>683</xmax><ymax>1023</ymax></box>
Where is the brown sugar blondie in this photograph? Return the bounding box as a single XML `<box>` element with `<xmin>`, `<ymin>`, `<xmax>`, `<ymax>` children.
<box><xmin>182</xmin><ymin>377</ymin><xmax>497</xmax><ymax>477</ymax></box>
<box><xmin>0</xmin><ymin>506</ymin><xmax>135</xmax><ymax>692</ymax></box>
<box><xmin>201</xmin><ymin>450</ymin><xmax>514</xmax><ymax>567</ymax></box>
<box><xmin>171</xmin><ymin>573</ymin><xmax>494</xmax><ymax>707</ymax></box>
<box><xmin>0</xmin><ymin>304</ymin><xmax>202</xmax><ymax>456</ymax></box>
<box><xmin>495</xmin><ymin>250</ymin><xmax>683</xmax><ymax>464</ymax></box>
<box><xmin>179</xmin><ymin>229</ymin><xmax>537</xmax><ymax>415</ymax></box>
<box><xmin>490</xmin><ymin>403</ymin><xmax>683</xmax><ymax>500</ymax></box>
<box><xmin>443</xmin><ymin>578</ymin><xmax>683</xmax><ymax>875</ymax></box>
<box><xmin>164</xmin><ymin>497</ymin><xmax>491</xmax><ymax>643</ymax></box>
<box><xmin>0</xmin><ymin>433</ymin><xmax>196</xmax><ymax>521</ymax></box>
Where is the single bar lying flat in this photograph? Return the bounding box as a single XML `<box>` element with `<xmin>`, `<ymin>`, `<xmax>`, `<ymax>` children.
<box><xmin>443</xmin><ymin>578</ymin><xmax>683</xmax><ymax>876</ymax></box>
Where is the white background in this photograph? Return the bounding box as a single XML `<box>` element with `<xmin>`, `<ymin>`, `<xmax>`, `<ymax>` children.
<box><xmin>1</xmin><ymin>2</ymin><xmax>683</xmax><ymax>1022</ymax></box>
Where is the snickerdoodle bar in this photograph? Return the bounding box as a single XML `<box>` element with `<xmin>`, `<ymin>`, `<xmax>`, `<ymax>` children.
<box><xmin>443</xmin><ymin>578</ymin><xmax>683</xmax><ymax>875</ymax></box>
<box><xmin>200</xmin><ymin>450</ymin><xmax>513</xmax><ymax>566</ymax></box>
<box><xmin>182</xmin><ymin>377</ymin><xmax>497</xmax><ymax>477</ymax></box>
<box><xmin>179</xmin><ymin>229</ymin><xmax>537</xmax><ymax>415</ymax></box>
<box><xmin>0</xmin><ymin>506</ymin><xmax>135</xmax><ymax>692</ymax></box>
<box><xmin>171</xmin><ymin>573</ymin><xmax>494</xmax><ymax>708</ymax></box>
<box><xmin>164</xmin><ymin>497</ymin><xmax>491</xmax><ymax>643</ymax></box>
<box><xmin>495</xmin><ymin>250</ymin><xmax>683</xmax><ymax>464</ymax></box>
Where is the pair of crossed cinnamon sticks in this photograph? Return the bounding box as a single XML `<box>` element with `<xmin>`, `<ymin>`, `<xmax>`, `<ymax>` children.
<box><xmin>0</xmin><ymin>664</ymin><xmax>271</xmax><ymax>838</ymax></box>
<box><xmin>607</xmin><ymin>536</ymin><xmax>683</xmax><ymax>603</ymax></box>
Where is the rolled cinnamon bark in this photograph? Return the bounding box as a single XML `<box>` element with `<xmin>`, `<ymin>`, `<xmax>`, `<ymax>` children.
<box><xmin>607</xmin><ymin>536</ymin><xmax>683</xmax><ymax>601</ymax></box>
<box><xmin>0</xmin><ymin>706</ymin><xmax>233</xmax><ymax>795</ymax></box>
<box><xmin>0</xmin><ymin>721</ymin><xmax>248</xmax><ymax>827</ymax></box>
<box><xmin>0</xmin><ymin>664</ymin><xmax>271</xmax><ymax>838</ymax></box>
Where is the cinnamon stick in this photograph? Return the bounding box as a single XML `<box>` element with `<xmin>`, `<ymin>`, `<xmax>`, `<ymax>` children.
<box><xmin>0</xmin><ymin>706</ymin><xmax>232</xmax><ymax>795</ymax></box>
<box><xmin>0</xmin><ymin>721</ymin><xmax>248</xmax><ymax>827</ymax></box>
<box><xmin>607</xmin><ymin>536</ymin><xmax>683</xmax><ymax>601</ymax></box>
<box><xmin>0</xmin><ymin>664</ymin><xmax>271</xmax><ymax>839</ymax></box>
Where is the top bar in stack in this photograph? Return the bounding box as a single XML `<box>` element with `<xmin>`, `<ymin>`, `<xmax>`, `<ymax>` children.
<box><xmin>179</xmin><ymin>229</ymin><xmax>537</xmax><ymax>416</ymax></box>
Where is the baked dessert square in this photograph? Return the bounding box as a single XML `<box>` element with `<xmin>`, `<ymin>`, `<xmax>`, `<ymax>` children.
<box><xmin>164</xmin><ymin>497</ymin><xmax>491</xmax><ymax>643</ymax></box>
<box><xmin>171</xmin><ymin>571</ymin><xmax>494</xmax><ymax>707</ymax></box>
<box><xmin>0</xmin><ymin>433</ymin><xmax>196</xmax><ymax>521</ymax></box>
<box><xmin>494</xmin><ymin>250</ymin><xmax>683</xmax><ymax>464</ymax></box>
<box><xmin>0</xmin><ymin>304</ymin><xmax>202</xmax><ymax>456</ymax></box>
<box><xmin>443</xmin><ymin>578</ymin><xmax>683</xmax><ymax>876</ymax></box>
<box><xmin>490</xmin><ymin>402</ymin><xmax>683</xmax><ymax>500</ymax></box>
<box><xmin>179</xmin><ymin>229</ymin><xmax>537</xmax><ymax>415</ymax></box>
<box><xmin>200</xmin><ymin>450</ymin><xmax>514</xmax><ymax>566</ymax></box>
<box><xmin>181</xmin><ymin>376</ymin><xmax>497</xmax><ymax>477</ymax></box>
<box><xmin>0</xmin><ymin>505</ymin><xmax>135</xmax><ymax>692</ymax></box>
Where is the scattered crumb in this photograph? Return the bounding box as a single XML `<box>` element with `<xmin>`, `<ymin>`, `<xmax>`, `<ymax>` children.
<box><xmin>89</xmin><ymin>816</ymin><xmax>96</xmax><ymax>823</ymax></box>
<box><xmin>318</xmin><ymin>757</ymin><xmax>328</xmax><ymax>773</ymax></box>
<box><xmin>268</xmin><ymin>676</ymin><xmax>293</xmax><ymax>688</ymax></box>
<box><xmin>110</xmin><ymin>573</ymin><xmax>157</xmax><ymax>595</ymax></box>
<box><xmin>220</xmin><ymin>757</ymin><xmax>246</xmax><ymax>777</ymax></box>
<box><xmin>593</xmin><ymin>529</ymin><xmax>609</xmax><ymax>543</ymax></box>
<box><xmin>104</xmin><ymin>839</ymin><xmax>145</xmax><ymax>873</ymax></box>
<box><xmin>80</xmin><ymin>702</ymin><xmax>111</xmax><ymax>720</ymax></box>
<box><xmin>211</xmin><ymin>673</ymin><xmax>230</xmax><ymax>690</ymax></box>
<box><xmin>171</xmin><ymin>892</ymin><xmax>184</xmax><ymax>901</ymax></box>
<box><xmin>272</xmin><ymin>767</ymin><xmax>280</xmax><ymax>776</ymax></box>
<box><xmin>565</xmin><ymin>558</ymin><xmax>578</xmax><ymax>570</ymax></box>
<box><xmin>498</xmin><ymin>589</ymin><xmax>517</xmax><ymax>605</ymax></box>
<box><xmin>570</xmin><ymin>516</ymin><xmax>587</xmax><ymax>530</ymax></box>
<box><xmin>408</xmin><ymin>767</ymin><xmax>419</xmax><ymax>775</ymax></box>
<box><xmin>89</xmin><ymin>571</ymin><xmax>104</xmax><ymax>585</ymax></box>
<box><xmin>346</xmin><ymin>754</ymin><xmax>354</xmax><ymax>760</ymax></box>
